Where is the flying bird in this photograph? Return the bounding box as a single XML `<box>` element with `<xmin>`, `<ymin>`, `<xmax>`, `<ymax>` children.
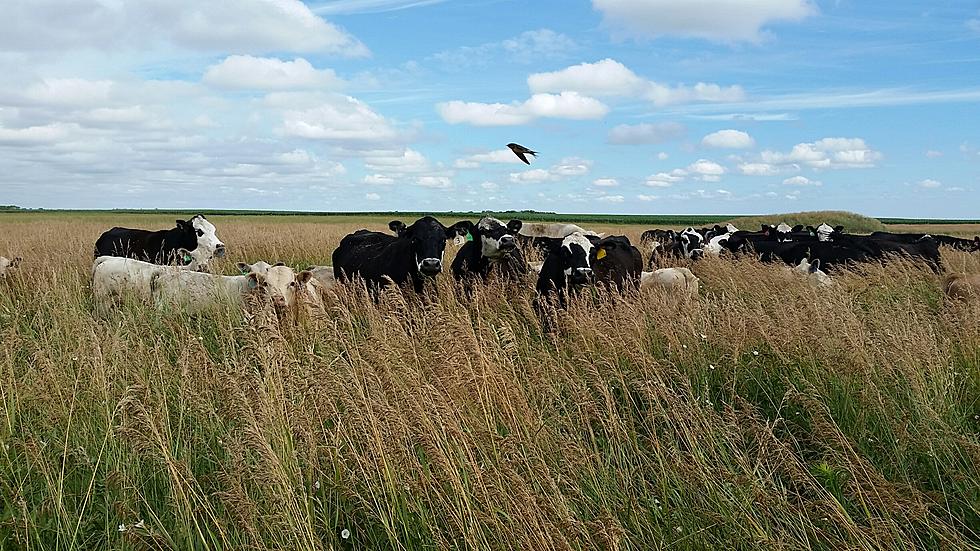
<box><xmin>507</xmin><ymin>143</ymin><xmax>537</xmax><ymax>165</ymax></box>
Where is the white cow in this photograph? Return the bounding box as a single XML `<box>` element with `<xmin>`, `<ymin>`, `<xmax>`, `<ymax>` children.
<box><xmin>151</xmin><ymin>270</ymin><xmax>269</xmax><ymax>314</ymax></box>
<box><xmin>640</xmin><ymin>267</ymin><xmax>700</xmax><ymax>296</ymax></box>
<box><xmin>0</xmin><ymin>256</ymin><xmax>21</xmax><ymax>278</ymax></box>
<box><xmin>91</xmin><ymin>255</ymin><xmax>197</xmax><ymax>309</ymax></box>
<box><xmin>305</xmin><ymin>265</ymin><xmax>337</xmax><ymax>291</ymax></box>
<box><xmin>519</xmin><ymin>222</ymin><xmax>600</xmax><ymax>238</ymax></box>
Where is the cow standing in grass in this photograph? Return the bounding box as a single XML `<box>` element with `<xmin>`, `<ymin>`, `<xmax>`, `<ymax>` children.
<box><xmin>451</xmin><ymin>217</ymin><xmax>528</xmax><ymax>283</ymax></box>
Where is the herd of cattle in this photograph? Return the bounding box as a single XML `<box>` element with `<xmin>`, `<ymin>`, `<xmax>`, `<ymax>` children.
<box><xmin>2</xmin><ymin>214</ymin><xmax>979</xmax><ymax>319</ymax></box>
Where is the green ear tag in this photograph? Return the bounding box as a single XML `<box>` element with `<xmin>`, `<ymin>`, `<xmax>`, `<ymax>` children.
<box><xmin>465</xmin><ymin>232</ymin><xmax>474</xmax><ymax>242</ymax></box>
<box><xmin>183</xmin><ymin>253</ymin><xmax>193</xmax><ymax>265</ymax></box>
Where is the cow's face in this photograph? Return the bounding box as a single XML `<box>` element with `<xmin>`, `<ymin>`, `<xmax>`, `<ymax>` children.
<box><xmin>678</xmin><ymin>228</ymin><xmax>704</xmax><ymax>259</ymax></box>
<box><xmin>559</xmin><ymin>232</ymin><xmax>595</xmax><ymax>286</ymax></box>
<box><xmin>391</xmin><ymin>216</ymin><xmax>473</xmax><ymax>276</ymax></box>
<box><xmin>475</xmin><ymin>217</ymin><xmax>521</xmax><ymax>260</ymax></box>
<box><xmin>972</xmin><ymin>236</ymin><xmax>980</xmax><ymax>252</ymax></box>
<box><xmin>0</xmin><ymin>256</ymin><xmax>21</xmax><ymax>278</ymax></box>
<box><xmin>813</xmin><ymin>223</ymin><xmax>836</xmax><ymax>242</ymax></box>
<box><xmin>793</xmin><ymin>258</ymin><xmax>832</xmax><ymax>286</ymax></box>
<box><xmin>190</xmin><ymin>215</ymin><xmax>225</xmax><ymax>259</ymax></box>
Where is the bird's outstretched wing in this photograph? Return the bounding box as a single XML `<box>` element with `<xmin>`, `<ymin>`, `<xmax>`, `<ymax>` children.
<box><xmin>507</xmin><ymin>143</ymin><xmax>537</xmax><ymax>165</ymax></box>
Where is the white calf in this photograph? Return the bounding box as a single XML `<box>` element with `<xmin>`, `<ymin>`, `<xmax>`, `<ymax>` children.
<box><xmin>0</xmin><ymin>256</ymin><xmax>21</xmax><ymax>278</ymax></box>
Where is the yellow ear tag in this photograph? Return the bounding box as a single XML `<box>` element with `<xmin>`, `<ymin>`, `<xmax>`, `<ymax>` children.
<box><xmin>596</xmin><ymin>248</ymin><xmax>607</xmax><ymax>260</ymax></box>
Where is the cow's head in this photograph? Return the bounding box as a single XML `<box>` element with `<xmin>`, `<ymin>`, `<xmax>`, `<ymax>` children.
<box><xmin>972</xmin><ymin>236</ymin><xmax>980</xmax><ymax>252</ymax></box>
<box><xmin>473</xmin><ymin>217</ymin><xmax>522</xmax><ymax>260</ymax></box>
<box><xmin>188</xmin><ymin>214</ymin><xmax>225</xmax><ymax>261</ymax></box>
<box><xmin>390</xmin><ymin>216</ymin><xmax>473</xmax><ymax>277</ymax></box>
<box><xmin>793</xmin><ymin>258</ymin><xmax>832</xmax><ymax>287</ymax></box>
<box><xmin>764</xmin><ymin>223</ymin><xmax>794</xmax><ymax>242</ymax></box>
<box><xmin>0</xmin><ymin>256</ymin><xmax>21</xmax><ymax>278</ymax></box>
<box><xmin>558</xmin><ymin>232</ymin><xmax>598</xmax><ymax>286</ymax></box>
<box><xmin>677</xmin><ymin>228</ymin><xmax>705</xmax><ymax>259</ymax></box>
<box><xmin>808</xmin><ymin>223</ymin><xmax>840</xmax><ymax>242</ymax></box>
<box><xmin>237</xmin><ymin>261</ymin><xmax>286</xmax><ymax>275</ymax></box>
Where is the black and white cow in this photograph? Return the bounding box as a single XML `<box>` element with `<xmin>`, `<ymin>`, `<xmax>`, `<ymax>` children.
<box><xmin>590</xmin><ymin>235</ymin><xmax>643</xmax><ymax>292</ymax></box>
<box><xmin>94</xmin><ymin>215</ymin><xmax>225</xmax><ymax>270</ymax></box>
<box><xmin>870</xmin><ymin>231</ymin><xmax>980</xmax><ymax>252</ymax></box>
<box><xmin>641</xmin><ymin>227</ymin><xmax>705</xmax><ymax>268</ymax></box>
<box><xmin>332</xmin><ymin>216</ymin><xmax>473</xmax><ymax>293</ymax></box>
<box><xmin>451</xmin><ymin>217</ymin><xmax>528</xmax><ymax>282</ymax></box>
<box><xmin>535</xmin><ymin>232</ymin><xmax>601</xmax><ymax>302</ymax></box>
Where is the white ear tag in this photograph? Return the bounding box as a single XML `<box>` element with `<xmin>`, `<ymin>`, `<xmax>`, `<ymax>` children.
<box><xmin>453</xmin><ymin>235</ymin><xmax>465</xmax><ymax>246</ymax></box>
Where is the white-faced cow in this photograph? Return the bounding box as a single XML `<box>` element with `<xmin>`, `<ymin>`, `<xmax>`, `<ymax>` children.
<box><xmin>535</xmin><ymin>232</ymin><xmax>601</xmax><ymax>303</ymax></box>
<box><xmin>0</xmin><ymin>256</ymin><xmax>21</xmax><ymax>279</ymax></box>
<box><xmin>95</xmin><ymin>215</ymin><xmax>225</xmax><ymax>270</ymax></box>
<box><xmin>640</xmin><ymin>267</ymin><xmax>700</xmax><ymax>297</ymax></box>
<box><xmin>590</xmin><ymin>235</ymin><xmax>643</xmax><ymax>293</ymax></box>
<box><xmin>451</xmin><ymin>217</ymin><xmax>528</xmax><ymax>282</ymax></box>
<box><xmin>332</xmin><ymin>216</ymin><xmax>473</xmax><ymax>293</ymax></box>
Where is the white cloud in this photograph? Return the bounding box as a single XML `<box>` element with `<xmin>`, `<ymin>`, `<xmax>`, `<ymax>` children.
<box><xmin>363</xmin><ymin>174</ymin><xmax>395</xmax><ymax>185</ymax></box>
<box><xmin>315</xmin><ymin>0</ymin><xmax>450</xmax><ymax>14</ymax></box>
<box><xmin>591</xmin><ymin>0</ymin><xmax>817</xmax><ymax>43</ymax></box>
<box><xmin>593</xmin><ymin>178</ymin><xmax>619</xmax><ymax>187</ymax></box>
<box><xmin>925</xmin><ymin>150</ymin><xmax>943</xmax><ymax>158</ymax></box>
<box><xmin>417</xmin><ymin>175</ymin><xmax>452</xmax><ymax>188</ymax></box>
<box><xmin>24</xmin><ymin>78</ymin><xmax>114</xmax><ymax>107</ymax></box>
<box><xmin>454</xmin><ymin>148</ymin><xmax>523</xmax><ymax>168</ymax></box>
<box><xmin>636</xmin><ymin>194</ymin><xmax>658</xmax><ymax>201</ymax></box>
<box><xmin>433</xmin><ymin>29</ymin><xmax>577</xmax><ymax>67</ymax></box>
<box><xmin>438</xmin><ymin>91</ymin><xmax>609</xmax><ymax>126</ymax></box>
<box><xmin>783</xmin><ymin>175</ymin><xmax>821</xmax><ymax>186</ymax></box>
<box><xmin>760</xmin><ymin>137</ymin><xmax>881</xmax><ymax>169</ymax></box>
<box><xmin>509</xmin><ymin>157</ymin><xmax>593</xmax><ymax>183</ymax></box>
<box><xmin>363</xmin><ymin>148</ymin><xmax>431</xmax><ymax>173</ymax></box>
<box><xmin>480</xmin><ymin>181</ymin><xmax>499</xmax><ymax>191</ymax></box>
<box><xmin>687</xmin><ymin>159</ymin><xmax>726</xmax><ymax>181</ymax></box>
<box><xmin>645</xmin><ymin>169</ymin><xmax>687</xmax><ymax>187</ymax></box>
<box><xmin>528</xmin><ymin>59</ymin><xmax>744</xmax><ymax>106</ymax></box>
<box><xmin>597</xmin><ymin>195</ymin><xmax>625</xmax><ymax>203</ymax></box>
<box><xmin>738</xmin><ymin>162</ymin><xmax>782</xmax><ymax>176</ymax></box>
<box><xmin>701</xmin><ymin>129</ymin><xmax>755</xmax><ymax>149</ymax></box>
<box><xmin>657</xmin><ymin>152</ymin><xmax>669</xmax><ymax>160</ymax></box>
<box><xmin>365</xmin><ymin>192</ymin><xmax>381</xmax><ymax>200</ymax></box>
<box><xmin>280</xmin><ymin>95</ymin><xmax>399</xmax><ymax>143</ymax></box>
<box><xmin>203</xmin><ymin>55</ymin><xmax>343</xmax><ymax>90</ymax></box>
<box><xmin>0</xmin><ymin>0</ymin><xmax>368</xmax><ymax>56</ymax></box>
<box><xmin>919</xmin><ymin>178</ymin><xmax>942</xmax><ymax>188</ymax></box>
<box><xmin>608</xmin><ymin>122</ymin><xmax>685</xmax><ymax>144</ymax></box>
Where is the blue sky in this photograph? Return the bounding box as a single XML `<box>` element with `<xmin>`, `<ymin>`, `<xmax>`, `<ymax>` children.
<box><xmin>1</xmin><ymin>0</ymin><xmax>979</xmax><ymax>217</ymax></box>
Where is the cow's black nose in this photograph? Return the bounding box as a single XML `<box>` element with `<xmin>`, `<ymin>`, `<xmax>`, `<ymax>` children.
<box><xmin>214</xmin><ymin>244</ymin><xmax>226</xmax><ymax>258</ymax></box>
<box><xmin>499</xmin><ymin>235</ymin><xmax>516</xmax><ymax>249</ymax></box>
<box><xmin>420</xmin><ymin>258</ymin><xmax>442</xmax><ymax>275</ymax></box>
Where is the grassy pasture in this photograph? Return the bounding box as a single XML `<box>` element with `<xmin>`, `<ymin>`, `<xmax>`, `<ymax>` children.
<box><xmin>1</xmin><ymin>212</ymin><xmax>980</xmax><ymax>550</ymax></box>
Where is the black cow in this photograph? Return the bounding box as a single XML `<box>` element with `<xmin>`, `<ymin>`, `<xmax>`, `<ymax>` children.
<box><xmin>451</xmin><ymin>217</ymin><xmax>528</xmax><ymax>282</ymax></box>
<box><xmin>332</xmin><ymin>216</ymin><xmax>473</xmax><ymax>293</ymax></box>
<box><xmin>94</xmin><ymin>215</ymin><xmax>226</xmax><ymax>268</ymax></box>
<box><xmin>590</xmin><ymin>236</ymin><xmax>643</xmax><ymax>292</ymax></box>
<box><xmin>641</xmin><ymin>227</ymin><xmax>705</xmax><ymax>268</ymax></box>
<box><xmin>870</xmin><ymin>231</ymin><xmax>980</xmax><ymax>252</ymax></box>
<box><xmin>535</xmin><ymin>232</ymin><xmax>601</xmax><ymax>303</ymax></box>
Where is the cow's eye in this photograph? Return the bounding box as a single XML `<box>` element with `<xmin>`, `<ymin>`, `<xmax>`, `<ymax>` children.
<box><xmin>196</xmin><ymin>229</ymin><xmax>204</xmax><ymax>237</ymax></box>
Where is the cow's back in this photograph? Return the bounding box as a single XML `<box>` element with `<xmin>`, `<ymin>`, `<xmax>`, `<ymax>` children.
<box><xmin>95</xmin><ymin>226</ymin><xmax>168</xmax><ymax>261</ymax></box>
<box><xmin>332</xmin><ymin>231</ymin><xmax>402</xmax><ymax>283</ymax></box>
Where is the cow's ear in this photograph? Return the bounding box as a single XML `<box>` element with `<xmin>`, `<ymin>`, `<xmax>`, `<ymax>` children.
<box><xmin>809</xmin><ymin>259</ymin><xmax>821</xmax><ymax>273</ymax></box>
<box><xmin>295</xmin><ymin>271</ymin><xmax>314</xmax><ymax>285</ymax></box>
<box><xmin>389</xmin><ymin>220</ymin><xmax>407</xmax><ymax>235</ymax></box>
<box><xmin>273</xmin><ymin>262</ymin><xmax>286</xmax><ymax>267</ymax></box>
<box><xmin>587</xmin><ymin>234</ymin><xmax>602</xmax><ymax>246</ymax></box>
<box><xmin>446</xmin><ymin>221</ymin><xmax>474</xmax><ymax>239</ymax></box>
<box><xmin>176</xmin><ymin>219</ymin><xmax>189</xmax><ymax>228</ymax></box>
<box><xmin>792</xmin><ymin>225</ymin><xmax>804</xmax><ymax>233</ymax></box>
<box><xmin>246</xmin><ymin>273</ymin><xmax>265</xmax><ymax>290</ymax></box>
<box><xmin>665</xmin><ymin>230</ymin><xmax>675</xmax><ymax>239</ymax></box>
<box><xmin>834</xmin><ymin>225</ymin><xmax>844</xmax><ymax>233</ymax></box>
<box><xmin>507</xmin><ymin>219</ymin><xmax>523</xmax><ymax>233</ymax></box>
<box><xmin>237</xmin><ymin>262</ymin><xmax>251</xmax><ymax>274</ymax></box>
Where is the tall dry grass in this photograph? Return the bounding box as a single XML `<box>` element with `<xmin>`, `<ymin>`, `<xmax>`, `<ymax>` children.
<box><xmin>1</xmin><ymin>214</ymin><xmax>980</xmax><ymax>550</ymax></box>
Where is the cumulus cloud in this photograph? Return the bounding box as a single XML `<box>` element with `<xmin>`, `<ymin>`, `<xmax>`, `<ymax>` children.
<box><xmin>280</xmin><ymin>95</ymin><xmax>399</xmax><ymax>143</ymax></box>
<box><xmin>417</xmin><ymin>175</ymin><xmax>452</xmax><ymax>188</ymax></box>
<box><xmin>645</xmin><ymin>169</ymin><xmax>687</xmax><ymax>187</ymax></box>
<box><xmin>760</xmin><ymin>137</ymin><xmax>882</xmax><ymax>169</ymax></box>
<box><xmin>0</xmin><ymin>0</ymin><xmax>368</xmax><ymax>56</ymax></box>
<box><xmin>365</xmin><ymin>192</ymin><xmax>381</xmax><ymax>200</ymax></box>
<box><xmin>687</xmin><ymin>159</ymin><xmax>726</xmax><ymax>181</ymax></box>
<box><xmin>363</xmin><ymin>174</ymin><xmax>394</xmax><ymax>185</ymax></box>
<box><xmin>636</xmin><ymin>194</ymin><xmax>658</xmax><ymax>201</ymax></box>
<box><xmin>701</xmin><ymin>129</ymin><xmax>755</xmax><ymax>149</ymax></box>
<box><xmin>591</xmin><ymin>0</ymin><xmax>817</xmax><ymax>43</ymax></box>
<box><xmin>438</xmin><ymin>91</ymin><xmax>609</xmax><ymax>126</ymax></box>
<box><xmin>597</xmin><ymin>195</ymin><xmax>625</xmax><ymax>203</ymax></box>
<box><xmin>919</xmin><ymin>178</ymin><xmax>941</xmax><ymax>188</ymax></box>
<box><xmin>608</xmin><ymin>122</ymin><xmax>685</xmax><ymax>144</ymax></box>
<box><xmin>203</xmin><ymin>55</ymin><xmax>344</xmax><ymax>90</ymax></box>
<box><xmin>528</xmin><ymin>59</ymin><xmax>744</xmax><ymax>106</ymax></box>
<box><xmin>454</xmin><ymin>148</ymin><xmax>524</xmax><ymax>168</ymax></box>
<box><xmin>783</xmin><ymin>175</ymin><xmax>821</xmax><ymax>186</ymax></box>
<box><xmin>509</xmin><ymin>157</ymin><xmax>593</xmax><ymax>183</ymax></box>
<box><xmin>738</xmin><ymin>162</ymin><xmax>782</xmax><ymax>176</ymax></box>
<box><xmin>657</xmin><ymin>152</ymin><xmax>669</xmax><ymax>160</ymax></box>
<box><xmin>593</xmin><ymin>178</ymin><xmax>619</xmax><ymax>187</ymax></box>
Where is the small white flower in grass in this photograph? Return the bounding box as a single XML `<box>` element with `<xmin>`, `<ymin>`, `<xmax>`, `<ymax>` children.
<box><xmin>699</xmin><ymin>333</ymin><xmax>707</xmax><ymax>340</ymax></box>
<box><xmin>118</xmin><ymin>524</ymin><xmax>127</xmax><ymax>532</ymax></box>
<box><xmin>314</xmin><ymin>480</ymin><xmax>321</xmax><ymax>490</ymax></box>
<box><xmin>71</xmin><ymin>356</ymin><xmax>78</xmax><ymax>361</ymax></box>
<box><xmin>752</xmin><ymin>350</ymin><xmax>759</xmax><ymax>356</ymax></box>
<box><xmin>709</xmin><ymin>364</ymin><xmax>715</xmax><ymax>370</ymax></box>
<box><xmin>675</xmin><ymin>526</ymin><xmax>683</xmax><ymax>533</ymax></box>
<box><xmin>198</xmin><ymin>336</ymin><xmax>204</xmax><ymax>341</ymax></box>
<box><xmin>681</xmin><ymin>344</ymin><xmax>687</xmax><ymax>349</ymax></box>
<box><xmin>134</xmin><ymin>519</ymin><xmax>145</xmax><ymax>529</ymax></box>
<box><xmin>341</xmin><ymin>528</ymin><xmax>351</xmax><ymax>540</ymax></box>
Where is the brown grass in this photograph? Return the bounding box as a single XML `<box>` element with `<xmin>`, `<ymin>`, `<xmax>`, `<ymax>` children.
<box><xmin>1</xmin><ymin>213</ymin><xmax>980</xmax><ymax>550</ymax></box>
